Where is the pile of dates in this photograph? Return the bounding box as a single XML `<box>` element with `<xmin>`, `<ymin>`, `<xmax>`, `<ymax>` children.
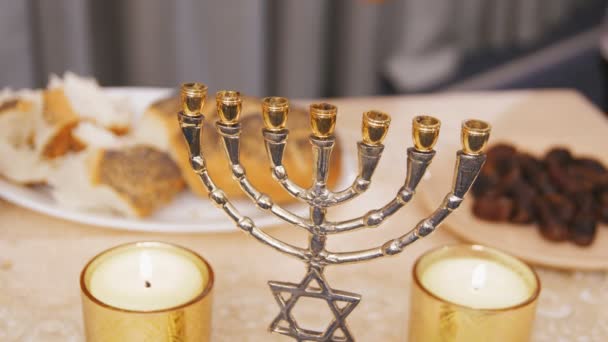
<box><xmin>472</xmin><ymin>143</ymin><xmax>608</xmax><ymax>246</ymax></box>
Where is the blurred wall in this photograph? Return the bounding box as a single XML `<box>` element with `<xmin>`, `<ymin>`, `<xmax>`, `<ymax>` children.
<box><xmin>0</xmin><ymin>0</ymin><xmax>604</xmax><ymax>98</ymax></box>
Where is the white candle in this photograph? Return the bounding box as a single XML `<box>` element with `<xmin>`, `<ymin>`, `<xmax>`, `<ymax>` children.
<box><xmin>87</xmin><ymin>242</ymin><xmax>208</xmax><ymax>311</ymax></box>
<box><xmin>420</xmin><ymin>256</ymin><xmax>532</xmax><ymax>309</ymax></box>
<box><xmin>409</xmin><ymin>245</ymin><xmax>539</xmax><ymax>342</ymax></box>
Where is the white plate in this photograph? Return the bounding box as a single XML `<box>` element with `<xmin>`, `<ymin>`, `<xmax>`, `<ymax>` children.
<box><xmin>0</xmin><ymin>87</ymin><xmax>356</xmax><ymax>233</ymax></box>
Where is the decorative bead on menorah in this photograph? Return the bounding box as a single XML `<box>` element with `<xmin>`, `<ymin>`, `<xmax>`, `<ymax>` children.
<box><xmin>177</xmin><ymin>82</ymin><xmax>491</xmax><ymax>341</ymax></box>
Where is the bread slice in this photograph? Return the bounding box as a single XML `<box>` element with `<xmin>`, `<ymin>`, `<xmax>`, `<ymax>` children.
<box><xmin>136</xmin><ymin>95</ymin><xmax>343</xmax><ymax>203</ymax></box>
<box><xmin>37</xmin><ymin>73</ymin><xmax>132</xmax><ymax>159</ymax></box>
<box><xmin>0</xmin><ymin>89</ymin><xmax>51</xmax><ymax>184</ymax></box>
<box><xmin>48</xmin><ymin>144</ymin><xmax>185</xmax><ymax>217</ymax></box>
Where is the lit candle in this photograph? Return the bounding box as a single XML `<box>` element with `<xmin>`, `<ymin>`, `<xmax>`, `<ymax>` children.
<box><xmin>81</xmin><ymin>242</ymin><xmax>214</xmax><ymax>342</ymax></box>
<box><xmin>409</xmin><ymin>244</ymin><xmax>540</xmax><ymax>342</ymax></box>
<box><xmin>420</xmin><ymin>257</ymin><xmax>531</xmax><ymax>309</ymax></box>
<box><xmin>88</xmin><ymin>244</ymin><xmax>206</xmax><ymax>311</ymax></box>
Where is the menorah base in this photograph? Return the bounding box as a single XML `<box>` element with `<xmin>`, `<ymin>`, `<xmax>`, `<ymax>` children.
<box><xmin>269</xmin><ymin>267</ymin><xmax>360</xmax><ymax>342</ymax></box>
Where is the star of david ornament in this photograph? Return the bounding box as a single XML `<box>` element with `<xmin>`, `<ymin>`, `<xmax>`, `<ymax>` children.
<box><xmin>268</xmin><ymin>267</ymin><xmax>361</xmax><ymax>342</ymax></box>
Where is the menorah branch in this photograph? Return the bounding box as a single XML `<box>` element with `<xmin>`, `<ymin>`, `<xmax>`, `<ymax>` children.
<box><xmin>215</xmin><ymin>121</ymin><xmax>314</xmax><ymax>232</ymax></box>
<box><xmin>262</xmin><ymin>129</ymin><xmax>308</xmax><ymax>200</ymax></box>
<box><xmin>321</xmin><ymin>150</ymin><xmax>487</xmax><ymax>265</ymax></box>
<box><xmin>330</xmin><ymin>142</ymin><xmax>384</xmax><ymax>204</ymax></box>
<box><xmin>265</xmin><ymin>133</ymin><xmax>385</xmax><ymax>208</ymax></box>
<box><xmin>177</xmin><ymin>92</ymin><xmax>309</xmax><ymax>262</ymax></box>
<box><xmin>323</xmin><ymin>148</ymin><xmax>435</xmax><ymax>233</ymax></box>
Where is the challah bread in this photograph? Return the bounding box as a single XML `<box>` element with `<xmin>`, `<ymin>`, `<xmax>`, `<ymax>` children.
<box><xmin>136</xmin><ymin>95</ymin><xmax>343</xmax><ymax>203</ymax></box>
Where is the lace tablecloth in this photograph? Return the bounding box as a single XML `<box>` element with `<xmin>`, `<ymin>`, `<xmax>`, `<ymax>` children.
<box><xmin>1</xmin><ymin>90</ymin><xmax>607</xmax><ymax>341</ymax></box>
<box><xmin>1</xmin><ymin>199</ymin><xmax>607</xmax><ymax>342</ymax></box>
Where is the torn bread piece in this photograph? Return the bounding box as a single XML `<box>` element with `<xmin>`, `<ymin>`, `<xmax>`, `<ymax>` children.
<box><xmin>37</xmin><ymin>73</ymin><xmax>132</xmax><ymax>159</ymax></box>
<box><xmin>72</xmin><ymin>121</ymin><xmax>124</xmax><ymax>149</ymax></box>
<box><xmin>0</xmin><ymin>89</ymin><xmax>51</xmax><ymax>184</ymax></box>
<box><xmin>0</xmin><ymin>88</ymin><xmax>41</xmax><ymax>148</ymax></box>
<box><xmin>37</xmin><ymin>87</ymin><xmax>83</xmax><ymax>158</ymax></box>
<box><xmin>48</xmin><ymin>145</ymin><xmax>185</xmax><ymax>217</ymax></box>
<box><xmin>49</xmin><ymin>72</ymin><xmax>131</xmax><ymax>134</ymax></box>
<box><xmin>135</xmin><ymin>95</ymin><xmax>343</xmax><ymax>203</ymax></box>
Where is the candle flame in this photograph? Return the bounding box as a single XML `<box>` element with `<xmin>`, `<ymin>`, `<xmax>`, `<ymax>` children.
<box><xmin>471</xmin><ymin>263</ymin><xmax>487</xmax><ymax>290</ymax></box>
<box><xmin>139</xmin><ymin>251</ymin><xmax>153</xmax><ymax>281</ymax></box>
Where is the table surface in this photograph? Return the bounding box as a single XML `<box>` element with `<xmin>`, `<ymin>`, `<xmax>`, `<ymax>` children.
<box><xmin>1</xmin><ymin>90</ymin><xmax>607</xmax><ymax>342</ymax></box>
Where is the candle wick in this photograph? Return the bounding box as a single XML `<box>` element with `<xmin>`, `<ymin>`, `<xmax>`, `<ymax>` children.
<box><xmin>145</xmin><ymin>280</ymin><xmax>151</xmax><ymax>288</ymax></box>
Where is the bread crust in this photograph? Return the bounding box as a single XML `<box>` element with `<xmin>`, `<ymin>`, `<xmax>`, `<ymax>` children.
<box><xmin>90</xmin><ymin>146</ymin><xmax>185</xmax><ymax>217</ymax></box>
<box><xmin>39</xmin><ymin>88</ymin><xmax>83</xmax><ymax>158</ymax></box>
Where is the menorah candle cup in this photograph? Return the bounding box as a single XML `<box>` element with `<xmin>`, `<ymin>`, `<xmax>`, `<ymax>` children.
<box><xmin>362</xmin><ymin>110</ymin><xmax>391</xmax><ymax>146</ymax></box>
<box><xmin>80</xmin><ymin>242</ymin><xmax>214</xmax><ymax>342</ymax></box>
<box><xmin>412</xmin><ymin>115</ymin><xmax>441</xmax><ymax>152</ymax></box>
<box><xmin>461</xmin><ymin>119</ymin><xmax>491</xmax><ymax>155</ymax></box>
<box><xmin>216</xmin><ymin>90</ymin><xmax>242</xmax><ymax>125</ymax></box>
<box><xmin>181</xmin><ymin>82</ymin><xmax>207</xmax><ymax>117</ymax></box>
<box><xmin>408</xmin><ymin>244</ymin><xmax>540</xmax><ymax>342</ymax></box>
<box><xmin>262</xmin><ymin>96</ymin><xmax>289</xmax><ymax>131</ymax></box>
<box><xmin>310</xmin><ymin>103</ymin><xmax>337</xmax><ymax>138</ymax></box>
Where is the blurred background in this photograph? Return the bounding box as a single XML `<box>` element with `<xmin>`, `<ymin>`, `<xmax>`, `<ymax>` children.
<box><xmin>1</xmin><ymin>0</ymin><xmax>607</xmax><ymax>108</ymax></box>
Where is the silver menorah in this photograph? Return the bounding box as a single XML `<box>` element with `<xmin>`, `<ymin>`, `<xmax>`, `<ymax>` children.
<box><xmin>177</xmin><ymin>83</ymin><xmax>490</xmax><ymax>341</ymax></box>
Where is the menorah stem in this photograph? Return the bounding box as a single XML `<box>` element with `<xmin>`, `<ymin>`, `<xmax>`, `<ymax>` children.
<box><xmin>308</xmin><ymin>233</ymin><xmax>327</xmax><ymax>258</ymax></box>
<box><xmin>307</xmin><ymin>134</ymin><xmax>336</xmax><ymax>259</ymax></box>
<box><xmin>308</xmin><ymin>134</ymin><xmax>336</xmax><ymax>261</ymax></box>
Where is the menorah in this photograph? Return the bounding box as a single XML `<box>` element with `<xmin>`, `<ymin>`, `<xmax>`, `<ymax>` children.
<box><xmin>177</xmin><ymin>82</ymin><xmax>490</xmax><ymax>341</ymax></box>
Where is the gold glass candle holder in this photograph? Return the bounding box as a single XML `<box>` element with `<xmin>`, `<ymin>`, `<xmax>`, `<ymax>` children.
<box><xmin>80</xmin><ymin>242</ymin><xmax>214</xmax><ymax>342</ymax></box>
<box><xmin>409</xmin><ymin>244</ymin><xmax>540</xmax><ymax>342</ymax></box>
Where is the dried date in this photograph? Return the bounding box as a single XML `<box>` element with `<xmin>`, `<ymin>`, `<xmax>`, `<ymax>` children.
<box><xmin>471</xmin><ymin>144</ymin><xmax>608</xmax><ymax>247</ymax></box>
